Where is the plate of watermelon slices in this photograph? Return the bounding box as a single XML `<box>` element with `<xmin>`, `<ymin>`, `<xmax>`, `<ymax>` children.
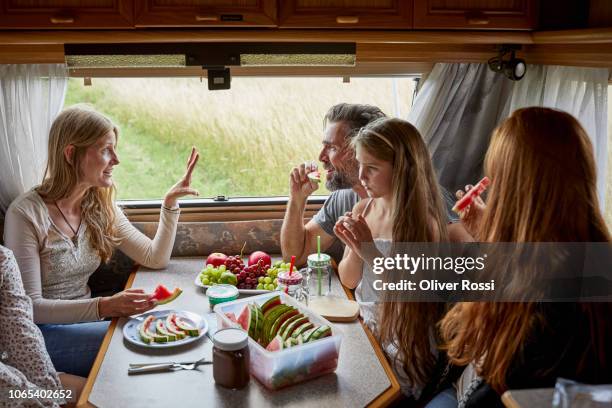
<box><xmin>123</xmin><ymin>310</ymin><xmax>208</xmax><ymax>348</ymax></box>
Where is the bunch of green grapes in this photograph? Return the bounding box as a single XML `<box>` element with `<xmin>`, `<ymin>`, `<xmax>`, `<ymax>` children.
<box><xmin>256</xmin><ymin>260</ymin><xmax>292</xmax><ymax>290</ymax></box>
<box><xmin>199</xmin><ymin>264</ymin><xmax>226</xmax><ymax>286</ymax></box>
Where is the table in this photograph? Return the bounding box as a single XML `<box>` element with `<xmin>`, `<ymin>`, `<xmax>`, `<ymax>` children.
<box><xmin>77</xmin><ymin>258</ymin><xmax>401</xmax><ymax>407</ymax></box>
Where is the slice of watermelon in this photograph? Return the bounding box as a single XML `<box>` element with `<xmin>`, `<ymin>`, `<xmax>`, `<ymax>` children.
<box><xmin>266</xmin><ymin>335</ymin><xmax>284</xmax><ymax>352</ymax></box>
<box><xmin>261</xmin><ymin>295</ymin><xmax>281</xmax><ymax>314</ymax></box>
<box><xmin>225</xmin><ymin>312</ymin><xmax>238</xmax><ymax>323</ymax></box>
<box><xmin>150</xmin><ymin>284</ymin><xmax>182</xmax><ymax>305</ymax></box>
<box><xmin>307</xmin><ymin>171</ymin><xmax>321</xmax><ymax>183</ymax></box>
<box><xmin>165</xmin><ymin>315</ymin><xmax>186</xmax><ymax>339</ymax></box>
<box><xmin>170</xmin><ymin>314</ymin><xmax>199</xmax><ymax>337</ymax></box>
<box><xmin>452</xmin><ymin>176</ymin><xmax>490</xmax><ymax>215</ymax></box>
<box><xmin>140</xmin><ymin>316</ymin><xmax>168</xmax><ymax>343</ymax></box>
<box><xmin>236</xmin><ymin>305</ymin><xmax>251</xmax><ymax>332</ymax></box>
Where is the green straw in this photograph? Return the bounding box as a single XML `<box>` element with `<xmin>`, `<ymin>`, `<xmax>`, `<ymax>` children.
<box><xmin>317</xmin><ymin>235</ymin><xmax>322</xmax><ymax>296</ymax></box>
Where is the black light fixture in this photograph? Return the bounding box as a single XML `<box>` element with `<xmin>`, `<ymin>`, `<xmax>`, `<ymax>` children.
<box><xmin>64</xmin><ymin>43</ymin><xmax>356</xmax><ymax>90</ymax></box>
<box><xmin>488</xmin><ymin>45</ymin><xmax>526</xmax><ymax>81</ymax></box>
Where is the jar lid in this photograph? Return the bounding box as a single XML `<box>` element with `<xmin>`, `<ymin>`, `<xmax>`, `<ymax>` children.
<box><xmin>213</xmin><ymin>328</ymin><xmax>249</xmax><ymax>351</ymax></box>
<box><xmin>277</xmin><ymin>270</ymin><xmax>303</xmax><ymax>285</ymax></box>
<box><xmin>307</xmin><ymin>253</ymin><xmax>332</xmax><ymax>267</ymax></box>
<box><xmin>206</xmin><ymin>284</ymin><xmax>239</xmax><ymax>301</ymax></box>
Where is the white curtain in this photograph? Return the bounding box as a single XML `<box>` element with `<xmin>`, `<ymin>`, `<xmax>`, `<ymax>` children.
<box><xmin>409</xmin><ymin>63</ymin><xmax>609</xmax><ymax>208</ymax></box>
<box><xmin>508</xmin><ymin>65</ymin><xmax>609</xmax><ymax>205</ymax></box>
<box><xmin>0</xmin><ymin>64</ymin><xmax>68</xmax><ymax>214</ymax></box>
<box><xmin>408</xmin><ymin>63</ymin><xmax>513</xmax><ymax>192</ymax></box>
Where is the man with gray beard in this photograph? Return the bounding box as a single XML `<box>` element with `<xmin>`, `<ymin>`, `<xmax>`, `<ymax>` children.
<box><xmin>281</xmin><ymin>104</ymin><xmax>386</xmax><ymax>264</ymax></box>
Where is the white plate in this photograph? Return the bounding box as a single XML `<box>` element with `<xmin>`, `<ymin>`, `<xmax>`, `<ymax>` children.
<box><xmin>123</xmin><ymin>310</ymin><xmax>208</xmax><ymax>348</ymax></box>
<box><xmin>194</xmin><ymin>272</ymin><xmax>272</xmax><ymax>295</ymax></box>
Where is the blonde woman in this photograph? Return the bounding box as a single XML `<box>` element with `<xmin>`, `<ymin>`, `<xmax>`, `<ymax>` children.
<box><xmin>439</xmin><ymin>108</ymin><xmax>612</xmax><ymax>407</ymax></box>
<box><xmin>4</xmin><ymin>105</ymin><xmax>199</xmax><ymax>377</ymax></box>
<box><xmin>333</xmin><ymin>118</ymin><xmax>450</xmax><ymax>402</ymax></box>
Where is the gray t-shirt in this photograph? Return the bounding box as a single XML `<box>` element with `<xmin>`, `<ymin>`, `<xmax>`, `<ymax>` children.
<box><xmin>312</xmin><ymin>187</ymin><xmax>458</xmax><ymax>262</ymax></box>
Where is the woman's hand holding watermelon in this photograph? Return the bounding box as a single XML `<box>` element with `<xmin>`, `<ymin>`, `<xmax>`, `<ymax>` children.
<box><xmin>455</xmin><ymin>185</ymin><xmax>486</xmax><ymax>238</ymax></box>
<box><xmin>98</xmin><ymin>288</ymin><xmax>156</xmax><ymax>318</ymax></box>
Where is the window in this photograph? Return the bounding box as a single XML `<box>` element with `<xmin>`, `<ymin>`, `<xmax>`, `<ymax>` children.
<box><xmin>64</xmin><ymin>77</ymin><xmax>417</xmax><ymax>201</ymax></box>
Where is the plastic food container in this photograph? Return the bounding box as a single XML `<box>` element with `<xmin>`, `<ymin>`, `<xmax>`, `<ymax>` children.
<box><xmin>215</xmin><ymin>292</ymin><xmax>342</xmax><ymax>390</ymax></box>
<box><xmin>206</xmin><ymin>284</ymin><xmax>239</xmax><ymax>309</ymax></box>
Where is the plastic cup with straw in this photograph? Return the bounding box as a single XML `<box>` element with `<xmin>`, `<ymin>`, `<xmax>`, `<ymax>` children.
<box><xmin>317</xmin><ymin>235</ymin><xmax>322</xmax><ymax>296</ymax></box>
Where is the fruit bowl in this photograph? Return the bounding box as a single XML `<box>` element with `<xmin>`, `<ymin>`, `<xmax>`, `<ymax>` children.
<box><xmin>196</xmin><ymin>254</ymin><xmax>293</xmax><ymax>295</ymax></box>
<box><xmin>215</xmin><ymin>292</ymin><xmax>342</xmax><ymax>390</ymax></box>
<box><xmin>194</xmin><ymin>274</ymin><xmax>270</xmax><ymax>295</ymax></box>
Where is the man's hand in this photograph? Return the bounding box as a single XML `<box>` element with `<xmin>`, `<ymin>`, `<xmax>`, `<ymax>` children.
<box><xmin>289</xmin><ymin>162</ymin><xmax>319</xmax><ymax>202</ymax></box>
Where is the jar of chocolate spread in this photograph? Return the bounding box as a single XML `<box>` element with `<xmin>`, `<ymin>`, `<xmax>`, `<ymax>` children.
<box><xmin>212</xmin><ymin>328</ymin><xmax>250</xmax><ymax>389</ymax></box>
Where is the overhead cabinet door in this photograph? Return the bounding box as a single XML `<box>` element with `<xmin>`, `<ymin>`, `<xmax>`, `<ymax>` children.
<box><xmin>134</xmin><ymin>0</ymin><xmax>277</xmax><ymax>27</ymax></box>
<box><xmin>279</xmin><ymin>0</ymin><xmax>413</xmax><ymax>29</ymax></box>
<box><xmin>0</xmin><ymin>0</ymin><xmax>133</xmax><ymax>29</ymax></box>
<box><xmin>413</xmin><ymin>0</ymin><xmax>538</xmax><ymax>30</ymax></box>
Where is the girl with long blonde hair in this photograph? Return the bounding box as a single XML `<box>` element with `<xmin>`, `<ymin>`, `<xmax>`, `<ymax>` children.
<box><xmin>333</xmin><ymin>117</ymin><xmax>450</xmax><ymax>401</ymax></box>
<box><xmin>4</xmin><ymin>105</ymin><xmax>200</xmax><ymax>377</ymax></box>
<box><xmin>440</xmin><ymin>107</ymin><xmax>611</xmax><ymax>406</ymax></box>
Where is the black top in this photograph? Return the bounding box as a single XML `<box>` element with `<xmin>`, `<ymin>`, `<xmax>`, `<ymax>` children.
<box><xmin>464</xmin><ymin>303</ymin><xmax>612</xmax><ymax>408</ymax></box>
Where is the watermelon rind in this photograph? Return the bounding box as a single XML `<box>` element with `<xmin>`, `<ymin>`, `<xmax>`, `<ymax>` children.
<box><xmin>156</xmin><ymin>320</ymin><xmax>177</xmax><ymax>341</ymax></box>
<box><xmin>269</xmin><ymin>309</ymin><xmax>299</xmax><ymax>343</ymax></box>
<box><xmin>281</xmin><ymin>316</ymin><xmax>309</xmax><ymax>341</ymax></box>
<box><xmin>291</xmin><ymin>322</ymin><xmax>314</xmax><ymax>339</ymax></box>
<box><xmin>165</xmin><ymin>315</ymin><xmax>186</xmax><ymax>339</ymax></box>
<box><xmin>276</xmin><ymin>314</ymin><xmax>303</xmax><ymax>341</ymax></box>
<box><xmin>174</xmin><ymin>316</ymin><xmax>199</xmax><ymax>337</ymax></box>
<box><xmin>139</xmin><ymin>316</ymin><xmax>155</xmax><ymax>344</ymax></box>
<box><xmin>262</xmin><ymin>305</ymin><xmax>293</xmax><ymax>345</ymax></box>
<box><xmin>261</xmin><ymin>295</ymin><xmax>281</xmax><ymax>314</ymax></box>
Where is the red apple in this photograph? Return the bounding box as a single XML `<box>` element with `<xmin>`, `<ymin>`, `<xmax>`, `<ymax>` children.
<box><xmin>206</xmin><ymin>252</ymin><xmax>228</xmax><ymax>267</ymax></box>
<box><xmin>248</xmin><ymin>251</ymin><xmax>271</xmax><ymax>268</ymax></box>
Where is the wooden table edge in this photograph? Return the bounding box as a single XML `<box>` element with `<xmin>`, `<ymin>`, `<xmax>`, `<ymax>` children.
<box><xmin>78</xmin><ymin>261</ymin><xmax>401</xmax><ymax>407</ymax></box>
<box><xmin>77</xmin><ymin>267</ymin><xmax>138</xmax><ymax>408</ymax></box>
<box><xmin>501</xmin><ymin>391</ymin><xmax>521</xmax><ymax>408</ymax></box>
<box><xmin>340</xmin><ymin>284</ymin><xmax>402</xmax><ymax>407</ymax></box>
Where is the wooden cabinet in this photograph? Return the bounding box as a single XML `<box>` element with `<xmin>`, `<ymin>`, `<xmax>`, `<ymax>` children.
<box><xmin>134</xmin><ymin>0</ymin><xmax>277</xmax><ymax>27</ymax></box>
<box><xmin>278</xmin><ymin>0</ymin><xmax>413</xmax><ymax>29</ymax></box>
<box><xmin>0</xmin><ymin>0</ymin><xmax>133</xmax><ymax>29</ymax></box>
<box><xmin>413</xmin><ymin>0</ymin><xmax>538</xmax><ymax>30</ymax></box>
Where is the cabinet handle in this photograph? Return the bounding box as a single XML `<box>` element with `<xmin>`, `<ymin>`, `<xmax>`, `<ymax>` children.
<box><xmin>195</xmin><ymin>14</ymin><xmax>219</xmax><ymax>22</ymax></box>
<box><xmin>336</xmin><ymin>16</ymin><xmax>359</xmax><ymax>24</ymax></box>
<box><xmin>465</xmin><ymin>11</ymin><xmax>489</xmax><ymax>25</ymax></box>
<box><xmin>50</xmin><ymin>16</ymin><xmax>74</xmax><ymax>24</ymax></box>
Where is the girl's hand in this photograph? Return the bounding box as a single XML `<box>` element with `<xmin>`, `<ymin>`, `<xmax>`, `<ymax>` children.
<box><xmin>333</xmin><ymin>212</ymin><xmax>374</xmax><ymax>260</ymax></box>
<box><xmin>98</xmin><ymin>289</ymin><xmax>156</xmax><ymax>318</ymax></box>
<box><xmin>455</xmin><ymin>184</ymin><xmax>486</xmax><ymax>238</ymax></box>
<box><xmin>163</xmin><ymin>147</ymin><xmax>200</xmax><ymax>208</ymax></box>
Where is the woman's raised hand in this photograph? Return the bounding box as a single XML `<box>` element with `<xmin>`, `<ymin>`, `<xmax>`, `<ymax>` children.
<box><xmin>455</xmin><ymin>184</ymin><xmax>486</xmax><ymax>238</ymax></box>
<box><xmin>98</xmin><ymin>288</ymin><xmax>156</xmax><ymax>318</ymax></box>
<box><xmin>333</xmin><ymin>211</ymin><xmax>374</xmax><ymax>260</ymax></box>
<box><xmin>163</xmin><ymin>147</ymin><xmax>200</xmax><ymax>208</ymax></box>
